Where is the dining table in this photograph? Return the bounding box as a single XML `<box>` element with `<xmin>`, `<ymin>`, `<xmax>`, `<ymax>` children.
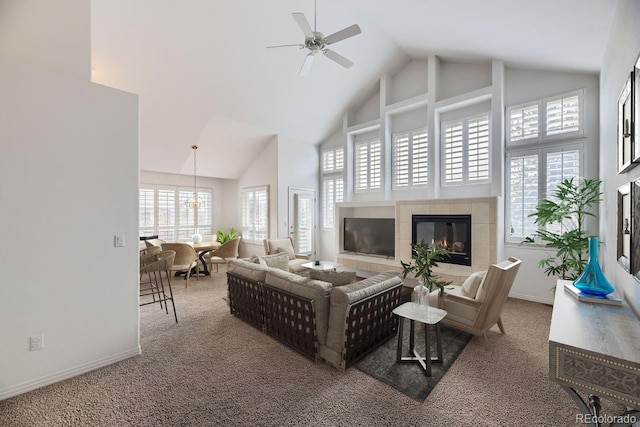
<box><xmin>190</xmin><ymin>241</ymin><xmax>221</xmax><ymax>275</ymax></box>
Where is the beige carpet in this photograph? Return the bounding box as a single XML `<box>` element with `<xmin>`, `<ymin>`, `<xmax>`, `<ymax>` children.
<box><xmin>0</xmin><ymin>267</ymin><xmax>624</xmax><ymax>426</ymax></box>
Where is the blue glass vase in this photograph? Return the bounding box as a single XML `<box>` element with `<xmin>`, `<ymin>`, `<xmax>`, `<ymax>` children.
<box><xmin>573</xmin><ymin>237</ymin><xmax>615</xmax><ymax>296</ymax></box>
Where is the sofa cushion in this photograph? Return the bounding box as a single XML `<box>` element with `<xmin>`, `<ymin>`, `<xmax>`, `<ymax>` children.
<box><xmin>325</xmin><ymin>272</ymin><xmax>402</xmax><ymax>355</ymax></box>
<box><xmin>460</xmin><ymin>271</ymin><xmax>486</xmax><ymax>299</ymax></box>
<box><xmin>275</xmin><ymin>245</ymin><xmax>296</xmax><ymax>260</ymax></box>
<box><xmin>264</xmin><ymin>269</ymin><xmax>332</xmax><ymax>345</ymax></box>
<box><xmin>309</xmin><ymin>270</ymin><xmax>357</xmax><ymax>286</ymax></box>
<box><xmin>227</xmin><ymin>258</ymin><xmax>269</xmax><ymax>283</ymax></box>
<box><xmin>288</xmin><ymin>258</ymin><xmax>309</xmax><ymax>273</ymax></box>
<box><xmin>259</xmin><ymin>252</ymin><xmax>290</xmax><ymax>271</ymax></box>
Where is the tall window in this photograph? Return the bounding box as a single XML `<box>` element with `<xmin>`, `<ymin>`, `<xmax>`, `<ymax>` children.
<box><xmin>241</xmin><ymin>186</ymin><xmax>269</xmax><ymax>244</ymax></box>
<box><xmin>506</xmin><ymin>89</ymin><xmax>585</xmax><ymax>243</ymax></box>
<box><xmin>442</xmin><ymin>114</ymin><xmax>490</xmax><ymax>185</ymax></box>
<box><xmin>321</xmin><ymin>147</ymin><xmax>344</xmax><ymax>229</ymax></box>
<box><xmin>139</xmin><ymin>186</ymin><xmax>212</xmax><ymax>240</ymax></box>
<box><xmin>392</xmin><ymin>127</ymin><xmax>428</xmax><ymax>190</ymax></box>
<box><xmin>354</xmin><ymin>139</ymin><xmax>381</xmax><ymax>192</ymax></box>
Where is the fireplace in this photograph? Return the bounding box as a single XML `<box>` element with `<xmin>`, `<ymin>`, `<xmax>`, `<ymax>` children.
<box><xmin>411</xmin><ymin>214</ymin><xmax>472</xmax><ymax>266</ymax></box>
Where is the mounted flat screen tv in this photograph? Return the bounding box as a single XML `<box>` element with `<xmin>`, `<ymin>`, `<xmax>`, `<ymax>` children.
<box><xmin>343</xmin><ymin>217</ymin><xmax>395</xmax><ymax>258</ymax></box>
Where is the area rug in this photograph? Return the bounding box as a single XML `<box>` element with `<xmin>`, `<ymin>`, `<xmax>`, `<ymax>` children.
<box><xmin>354</xmin><ymin>323</ymin><xmax>473</xmax><ymax>401</ymax></box>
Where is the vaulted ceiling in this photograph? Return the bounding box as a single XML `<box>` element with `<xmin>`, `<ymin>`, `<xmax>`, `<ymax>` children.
<box><xmin>90</xmin><ymin>0</ymin><xmax>617</xmax><ymax>179</ymax></box>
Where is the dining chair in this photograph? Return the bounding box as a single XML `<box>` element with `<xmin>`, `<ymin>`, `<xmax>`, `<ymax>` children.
<box><xmin>160</xmin><ymin>242</ymin><xmax>199</xmax><ymax>287</ymax></box>
<box><xmin>204</xmin><ymin>237</ymin><xmax>240</xmax><ymax>272</ymax></box>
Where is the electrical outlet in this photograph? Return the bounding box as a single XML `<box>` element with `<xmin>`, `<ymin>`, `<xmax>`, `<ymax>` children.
<box><xmin>30</xmin><ymin>334</ymin><xmax>44</xmax><ymax>351</ymax></box>
<box><xmin>114</xmin><ymin>234</ymin><xmax>125</xmax><ymax>247</ymax></box>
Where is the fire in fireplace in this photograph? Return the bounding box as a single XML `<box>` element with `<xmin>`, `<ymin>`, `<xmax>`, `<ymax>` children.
<box><xmin>411</xmin><ymin>214</ymin><xmax>472</xmax><ymax>266</ymax></box>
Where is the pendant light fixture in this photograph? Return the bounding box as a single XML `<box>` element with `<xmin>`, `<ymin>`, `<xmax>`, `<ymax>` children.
<box><xmin>185</xmin><ymin>145</ymin><xmax>205</xmax><ymax>209</ymax></box>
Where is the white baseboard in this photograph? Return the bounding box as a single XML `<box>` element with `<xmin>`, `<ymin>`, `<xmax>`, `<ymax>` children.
<box><xmin>0</xmin><ymin>346</ymin><xmax>141</xmax><ymax>401</ymax></box>
<box><xmin>508</xmin><ymin>291</ymin><xmax>554</xmax><ymax>305</ymax></box>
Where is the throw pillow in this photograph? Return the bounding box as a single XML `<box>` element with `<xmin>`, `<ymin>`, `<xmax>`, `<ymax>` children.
<box><xmin>309</xmin><ymin>270</ymin><xmax>357</xmax><ymax>287</ymax></box>
<box><xmin>258</xmin><ymin>252</ymin><xmax>290</xmax><ymax>271</ymax></box>
<box><xmin>460</xmin><ymin>271</ymin><xmax>486</xmax><ymax>299</ymax></box>
<box><xmin>275</xmin><ymin>245</ymin><xmax>296</xmax><ymax>260</ymax></box>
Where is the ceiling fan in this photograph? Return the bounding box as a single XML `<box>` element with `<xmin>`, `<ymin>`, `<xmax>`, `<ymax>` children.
<box><xmin>267</xmin><ymin>0</ymin><xmax>361</xmax><ymax>76</ymax></box>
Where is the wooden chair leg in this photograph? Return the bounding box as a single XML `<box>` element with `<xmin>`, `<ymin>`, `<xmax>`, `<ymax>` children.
<box><xmin>497</xmin><ymin>317</ymin><xmax>505</xmax><ymax>334</ymax></box>
<box><xmin>482</xmin><ymin>332</ymin><xmax>489</xmax><ymax>349</ymax></box>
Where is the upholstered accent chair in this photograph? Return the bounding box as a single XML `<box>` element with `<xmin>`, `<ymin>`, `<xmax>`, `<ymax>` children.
<box><xmin>204</xmin><ymin>237</ymin><xmax>240</xmax><ymax>272</ymax></box>
<box><xmin>263</xmin><ymin>237</ymin><xmax>310</xmax><ymax>272</ymax></box>
<box><xmin>428</xmin><ymin>257</ymin><xmax>522</xmax><ymax>348</ymax></box>
<box><xmin>160</xmin><ymin>242</ymin><xmax>199</xmax><ymax>288</ymax></box>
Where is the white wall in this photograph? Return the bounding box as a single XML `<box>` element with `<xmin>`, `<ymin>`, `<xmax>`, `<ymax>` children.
<box><xmin>0</xmin><ymin>0</ymin><xmax>139</xmax><ymax>400</ymax></box>
<box><xmin>0</xmin><ymin>0</ymin><xmax>90</xmax><ymax>81</ymax></box>
<box><xmin>599</xmin><ymin>0</ymin><xmax>640</xmax><ymax>317</ymax></box>
<box><xmin>0</xmin><ymin>58</ymin><xmax>139</xmax><ymax>399</ymax></box>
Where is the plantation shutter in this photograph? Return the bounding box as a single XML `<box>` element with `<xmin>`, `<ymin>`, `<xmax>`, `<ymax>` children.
<box><xmin>241</xmin><ymin>186</ymin><xmax>268</xmax><ymax>243</ymax></box>
<box><xmin>323</xmin><ymin>178</ymin><xmax>335</xmax><ymax>228</ymax></box>
<box><xmin>509</xmin><ymin>103</ymin><xmax>539</xmax><ymax>142</ymax></box>
<box><xmin>468</xmin><ymin>115</ymin><xmax>490</xmax><ymax>182</ymax></box>
<box><xmin>393</xmin><ymin>132</ymin><xmax>410</xmax><ymax>188</ymax></box>
<box><xmin>139</xmin><ymin>188</ymin><xmax>155</xmax><ymax>235</ymax></box>
<box><xmin>509</xmin><ymin>154</ymin><xmax>539</xmax><ymax>238</ymax></box>
<box><xmin>546</xmin><ymin>94</ymin><xmax>580</xmax><ymax>135</ymax></box>
<box><xmin>354</xmin><ymin>141</ymin><xmax>369</xmax><ymax>191</ymax></box>
<box><xmin>443</xmin><ymin>121</ymin><xmax>464</xmax><ymax>184</ymax></box>
<box><xmin>334</xmin><ymin>149</ymin><xmax>344</xmax><ymax>170</ymax></box>
<box><xmin>370</xmin><ymin>141</ymin><xmax>381</xmax><ymax>189</ymax></box>
<box><xmin>322</xmin><ymin>150</ymin><xmax>335</xmax><ymax>172</ymax></box>
<box><xmin>412</xmin><ymin>129</ymin><xmax>428</xmax><ymax>186</ymax></box>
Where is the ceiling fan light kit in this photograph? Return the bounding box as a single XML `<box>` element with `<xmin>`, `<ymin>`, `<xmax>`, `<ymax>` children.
<box><xmin>268</xmin><ymin>1</ymin><xmax>361</xmax><ymax>76</ymax></box>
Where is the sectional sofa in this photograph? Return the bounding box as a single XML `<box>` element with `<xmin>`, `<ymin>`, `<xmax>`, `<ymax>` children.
<box><xmin>226</xmin><ymin>257</ymin><xmax>404</xmax><ymax>369</ymax></box>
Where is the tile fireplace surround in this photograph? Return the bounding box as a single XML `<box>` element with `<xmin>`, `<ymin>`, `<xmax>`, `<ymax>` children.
<box><xmin>337</xmin><ymin>197</ymin><xmax>503</xmax><ymax>286</ymax></box>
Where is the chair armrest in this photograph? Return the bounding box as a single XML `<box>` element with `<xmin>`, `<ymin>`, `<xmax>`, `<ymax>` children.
<box><xmin>295</xmin><ymin>254</ymin><xmax>310</xmax><ymax>260</ymax></box>
<box><xmin>442</xmin><ymin>292</ymin><xmax>482</xmax><ymax>308</ymax></box>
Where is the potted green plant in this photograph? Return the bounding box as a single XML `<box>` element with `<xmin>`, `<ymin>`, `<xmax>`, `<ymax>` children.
<box><xmin>523</xmin><ymin>177</ymin><xmax>602</xmax><ymax>280</ymax></box>
<box><xmin>216</xmin><ymin>227</ymin><xmax>237</xmax><ymax>244</ymax></box>
<box><xmin>401</xmin><ymin>241</ymin><xmax>452</xmax><ymax>301</ymax></box>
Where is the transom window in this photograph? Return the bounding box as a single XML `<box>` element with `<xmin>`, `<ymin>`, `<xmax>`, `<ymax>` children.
<box><xmin>442</xmin><ymin>114</ymin><xmax>490</xmax><ymax>186</ymax></box>
<box><xmin>507</xmin><ymin>89</ymin><xmax>584</xmax><ymax>145</ymax></box>
<box><xmin>392</xmin><ymin>127</ymin><xmax>428</xmax><ymax>190</ymax></box>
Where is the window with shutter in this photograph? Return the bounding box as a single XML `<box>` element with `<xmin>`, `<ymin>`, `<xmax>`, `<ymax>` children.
<box><xmin>509</xmin><ymin>103</ymin><xmax>539</xmax><ymax>143</ymax></box>
<box><xmin>354</xmin><ymin>139</ymin><xmax>381</xmax><ymax>192</ymax></box>
<box><xmin>468</xmin><ymin>116</ymin><xmax>490</xmax><ymax>182</ymax></box>
<box><xmin>321</xmin><ymin>147</ymin><xmax>344</xmax><ymax>230</ymax></box>
<box><xmin>241</xmin><ymin>186</ymin><xmax>269</xmax><ymax>243</ymax></box>
<box><xmin>443</xmin><ymin>121</ymin><xmax>464</xmax><ymax>184</ymax></box>
<box><xmin>138</xmin><ymin>186</ymin><xmax>212</xmax><ymax>240</ymax></box>
<box><xmin>442</xmin><ymin>115</ymin><xmax>489</xmax><ymax>185</ymax></box>
<box><xmin>506</xmin><ymin>145</ymin><xmax>582</xmax><ymax>242</ymax></box>
<box><xmin>392</xmin><ymin>127</ymin><xmax>428</xmax><ymax>190</ymax></box>
<box><xmin>546</xmin><ymin>94</ymin><xmax>580</xmax><ymax>136</ymax></box>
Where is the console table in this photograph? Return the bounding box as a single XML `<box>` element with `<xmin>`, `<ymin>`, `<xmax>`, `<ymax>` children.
<box><xmin>549</xmin><ymin>280</ymin><xmax>640</xmax><ymax>426</ymax></box>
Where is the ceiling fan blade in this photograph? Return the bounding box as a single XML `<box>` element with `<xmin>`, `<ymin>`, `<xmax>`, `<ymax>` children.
<box><xmin>292</xmin><ymin>13</ymin><xmax>314</xmax><ymax>38</ymax></box>
<box><xmin>299</xmin><ymin>53</ymin><xmax>315</xmax><ymax>76</ymax></box>
<box><xmin>323</xmin><ymin>49</ymin><xmax>353</xmax><ymax>69</ymax></box>
<box><xmin>324</xmin><ymin>24</ymin><xmax>361</xmax><ymax>45</ymax></box>
<box><xmin>266</xmin><ymin>44</ymin><xmax>305</xmax><ymax>49</ymax></box>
